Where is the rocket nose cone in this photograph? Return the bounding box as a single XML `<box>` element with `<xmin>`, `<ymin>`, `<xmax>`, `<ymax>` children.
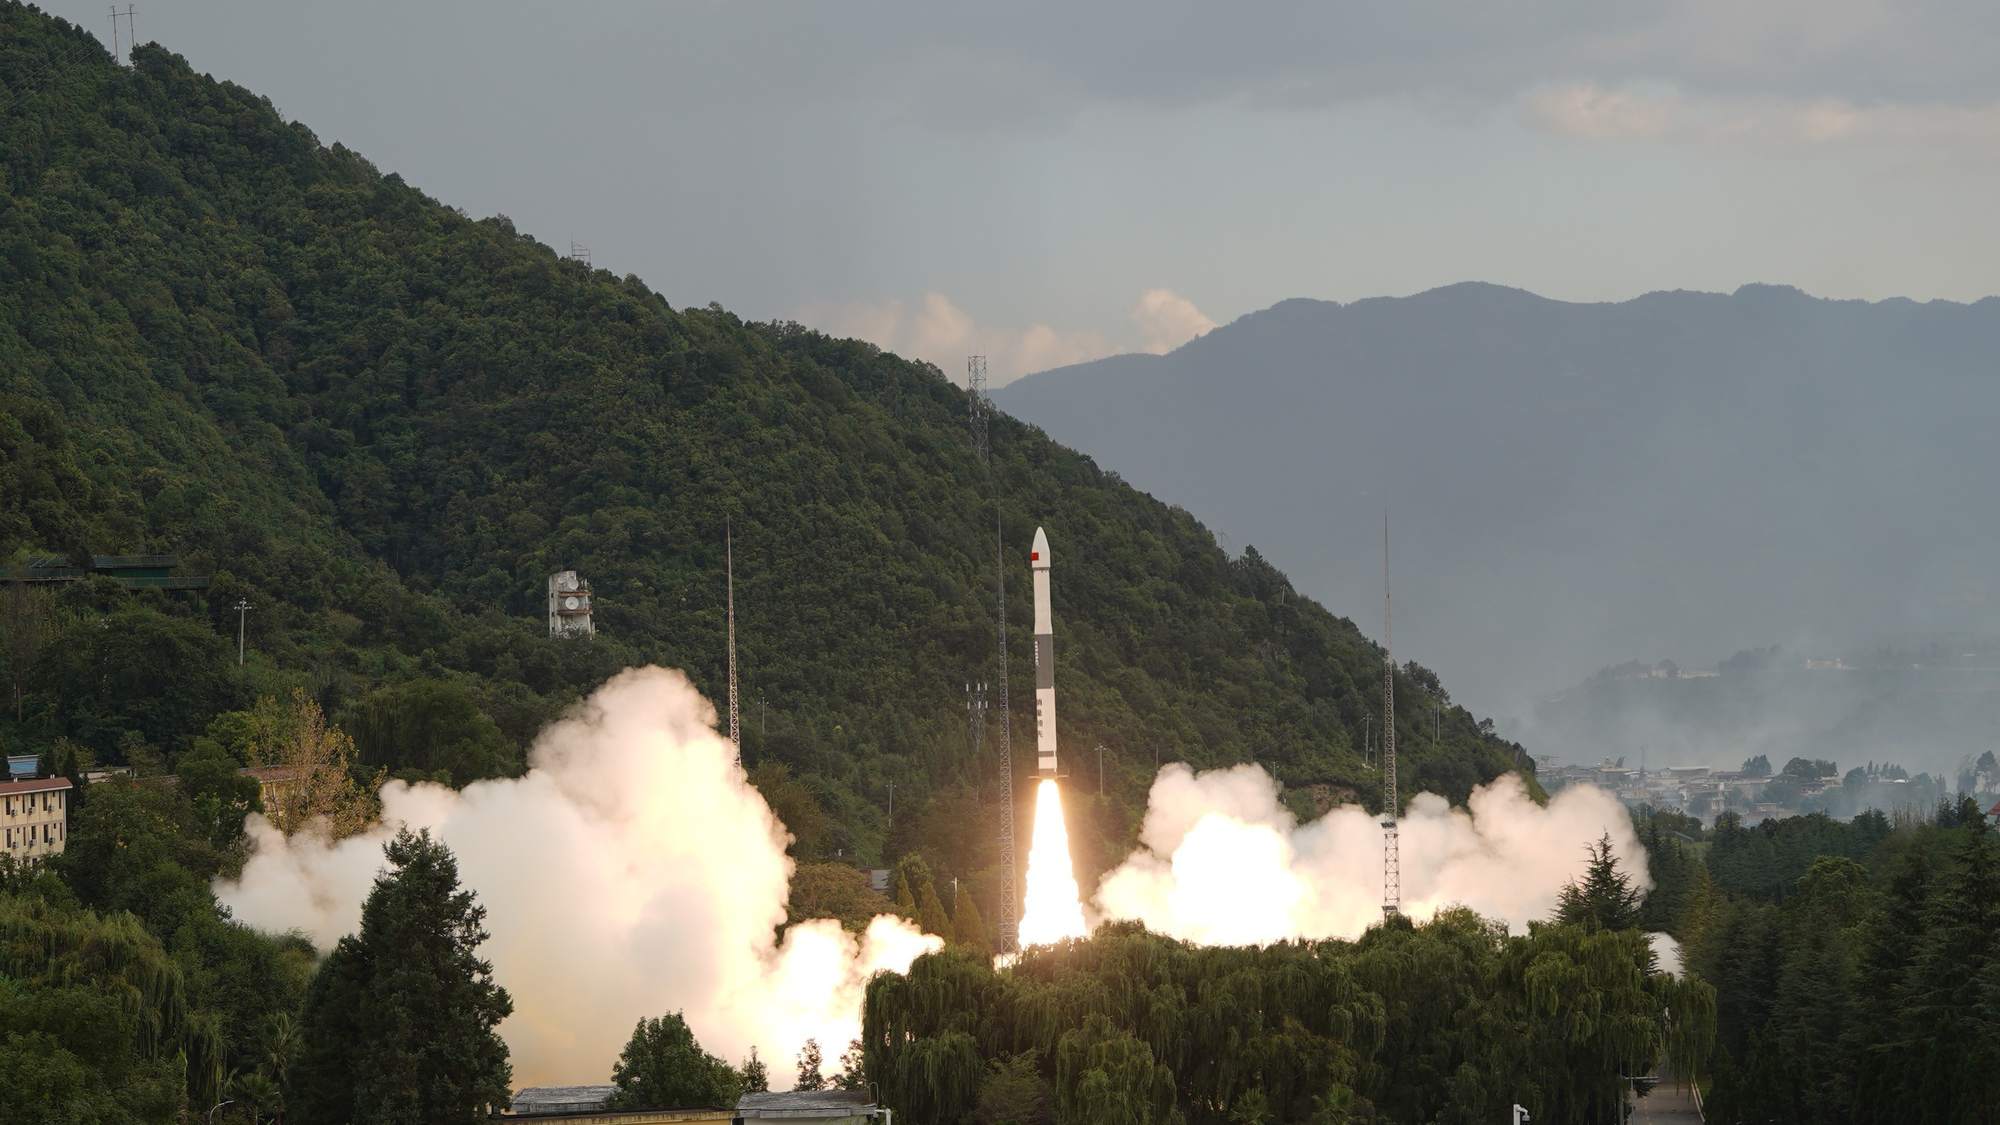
<box><xmin>1031</xmin><ymin>526</ymin><xmax>1050</xmax><ymax>567</ymax></box>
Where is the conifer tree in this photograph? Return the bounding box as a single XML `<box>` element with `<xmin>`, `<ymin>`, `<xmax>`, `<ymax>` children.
<box><xmin>893</xmin><ymin>873</ymin><xmax>918</xmax><ymax>918</ymax></box>
<box><xmin>741</xmin><ymin>1047</ymin><xmax>770</xmax><ymax>1094</ymax></box>
<box><xmin>917</xmin><ymin>877</ymin><xmax>952</xmax><ymax>939</ymax></box>
<box><xmin>954</xmin><ymin>890</ymin><xmax>992</xmax><ymax>956</ymax></box>
<box><xmin>1555</xmin><ymin>833</ymin><xmax>1642</xmax><ymax>931</ymax></box>
<box><xmin>290</xmin><ymin>829</ymin><xmax>512</xmax><ymax>1125</ymax></box>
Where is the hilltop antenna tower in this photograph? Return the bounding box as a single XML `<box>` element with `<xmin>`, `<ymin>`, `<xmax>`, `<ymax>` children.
<box><xmin>1382</xmin><ymin>512</ymin><xmax>1400</xmax><ymax>917</ymax></box>
<box><xmin>968</xmin><ymin>356</ymin><xmax>990</xmax><ymax>462</ymax></box>
<box><xmin>727</xmin><ymin>521</ymin><xmax>740</xmax><ymax>762</ymax></box>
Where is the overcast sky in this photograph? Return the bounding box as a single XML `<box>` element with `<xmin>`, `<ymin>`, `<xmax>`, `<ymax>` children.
<box><xmin>53</xmin><ymin>0</ymin><xmax>2000</xmax><ymax>382</ymax></box>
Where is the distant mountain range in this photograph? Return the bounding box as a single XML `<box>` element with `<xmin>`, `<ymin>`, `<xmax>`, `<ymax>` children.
<box><xmin>999</xmin><ymin>282</ymin><xmax>2000</xmax><ymax>766</ymax></box>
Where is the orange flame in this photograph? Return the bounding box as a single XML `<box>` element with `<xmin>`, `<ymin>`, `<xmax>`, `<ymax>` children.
<box><xmin>1017</xmin><ymin>779</ymin><xmax>1088</xmax><ymax>946</ymax></box>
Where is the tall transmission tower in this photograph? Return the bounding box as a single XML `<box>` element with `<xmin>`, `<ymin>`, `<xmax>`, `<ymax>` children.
<box><xmin>969</xmin><ymin>354</ymin><xmax>1018</xmax><ymax>950</ymax></box>
<box><xmin>108</xmin><ymin>5</ymin><xmax>135</xmax><ymax>65</ymax></box>
<box><xmin>994</xmin><ymin>512</ymin><xmax>1017</xmax><ymax>950</ymax></box>
<box><xmin>1381</xmin><ymin>513</ymin><xmax>1400</xmax><ymax>917</ymax></box>
<box><xmin>727</xmin><ymin>521</ymin><xmax>740</xmax><ymax>762</ymax></box>
<box><xmin>968</xmin><ymin>356</ymin><xmax>990</xmax><ymax>463</ymax></box>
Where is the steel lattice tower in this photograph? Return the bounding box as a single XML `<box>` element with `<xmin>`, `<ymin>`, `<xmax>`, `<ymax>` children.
<box><xmin>1382</xmin><ymin>513</ymin><xmax>1400</xmax><ymax>917</ymax></box>
<box><xmin>969</xmin><ymin>355</ymin><xmax>1019</xmax><ymax>950</ymax></box>
<box><xmin>727</xmin><ymin>522</ymin><xmax>740</xmax><ymax>761</ymax></box>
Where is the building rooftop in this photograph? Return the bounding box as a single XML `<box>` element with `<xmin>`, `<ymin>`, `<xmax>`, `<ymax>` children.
<box><xmin>512</xmin><ymin>1085</ymin><xmax>616</xmax><ymax>1114</ymax></box>
<box><xmin>0</xmin><ymin>776</ymin><xmax>73</xmax><ymax>797</ymax></box>
<box><xmin>240</xmin><ymin>765</ymin><xmax>308</xmax><ymax>783</ymax></box>
<box><xmin>737</xmin><ymin>1089</ymin><xmax>877</xmax><ymax>1115</ymax></box>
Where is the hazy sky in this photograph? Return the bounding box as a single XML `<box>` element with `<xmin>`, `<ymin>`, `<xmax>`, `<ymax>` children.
<box><xmin>53</xmin><ymin>1</ymin><xmax>2000</xmax><ymax>381</ymax></box>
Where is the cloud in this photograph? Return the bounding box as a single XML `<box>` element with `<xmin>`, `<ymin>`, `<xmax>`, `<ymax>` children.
<box><xmin>1132</xmin><ymin>288</ymin><xmax>1216</xmax><ymax>353</ymax></box>
<box><xmin>796</xmin><ymin>288</ymin><xmax>1215</xmax><ymax>385</ymax></box>
<box><xmin>1525</xmin><ymin>81</ymin><xmax>2000</xmax><ymax>144</ymax></box>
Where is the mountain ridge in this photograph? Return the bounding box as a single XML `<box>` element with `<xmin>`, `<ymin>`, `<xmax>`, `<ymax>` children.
<box><xmin>996</xmin><ymin>274</ymin><xmax>2000</xmax><ymax>770</ymax></box>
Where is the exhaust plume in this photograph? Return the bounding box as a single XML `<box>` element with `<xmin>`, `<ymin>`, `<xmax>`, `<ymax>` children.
<box><xmin>1095</xmin><ymin>764</ymin><xmax>1646</xmax><ymax>943</ymax></box>
<box><xmin>1016</xmin><ymin>779</ymin><xmax>1088</xmax><ymax>946</ymax></box>
<box><xmin>215</xmin><ymin>667</ymin><xmax>939</xmax><ymax>1085</ymax></box>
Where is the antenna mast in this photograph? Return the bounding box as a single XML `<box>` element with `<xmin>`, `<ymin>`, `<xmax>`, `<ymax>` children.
<box><xmin>1382</xmin><ymin>511</ymin><xmax>1400</xmax><ymax>917</ymax></box>
<box><xmin>970</xmin><ymin>355</ymin><xmax>1019</xmax><ymax>950</ymax></box>
<box><xmin>727</xmin><ymin>521</ymin><xmax>740</xmax><ymax>761</ymax></box>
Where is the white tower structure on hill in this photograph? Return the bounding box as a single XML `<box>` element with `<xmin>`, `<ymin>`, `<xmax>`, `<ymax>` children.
<box><xmin>548</xmin><ymin>571</ymin><xmax>595</xmax><ymax>638</ymax></box>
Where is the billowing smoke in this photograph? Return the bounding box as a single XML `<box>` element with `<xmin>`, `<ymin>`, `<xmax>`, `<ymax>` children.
<box><xmin>1094</xmin><ymin>765</ymin><xmax>1646</xmax><ymax>943</ymax></box>
<box><xmin>215</xmin><ymin>667</ymin><xmax>938</xmax><ymax>1085</ymax></box>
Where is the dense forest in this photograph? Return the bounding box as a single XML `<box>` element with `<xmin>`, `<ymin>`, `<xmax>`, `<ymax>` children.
<box><xmin>0</xmin><ymin>2</ymin><xmax>1527</xmax><ymax>908</ymax></box>
<box><xmin>1628</xmin><ymin>799</ymin><xmax>2000</xmax><ymax>1123</ymax></box>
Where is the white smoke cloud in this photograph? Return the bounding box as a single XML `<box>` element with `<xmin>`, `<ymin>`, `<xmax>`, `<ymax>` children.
<box><xmin>1094</xmin><ymin>765</ymin><xmax>1646</xmax><ymax>943</ymax></box>
<box><xmin>215</xmin><ymin>667</ymin><xmax>939</xmax><ymax>1086</ymax></box>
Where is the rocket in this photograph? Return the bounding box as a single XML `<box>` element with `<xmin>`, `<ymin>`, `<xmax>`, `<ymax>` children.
<box><xmin>1031</xmin><ymin>526</ymin><xmax>1059</xmax><ymax>778</ymax></box>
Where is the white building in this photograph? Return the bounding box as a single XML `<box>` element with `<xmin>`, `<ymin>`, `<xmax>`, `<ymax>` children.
<box><xmin>1</xmin><ymin>776</ymin><xmax>72</xmax><ymax>862</ymax></box>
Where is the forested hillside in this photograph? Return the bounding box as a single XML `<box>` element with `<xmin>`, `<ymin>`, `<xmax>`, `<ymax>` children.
<box><xmin>0</xmin><ymin>4</ymin><xmax>1528</xmax><ymax>890</ymax></box>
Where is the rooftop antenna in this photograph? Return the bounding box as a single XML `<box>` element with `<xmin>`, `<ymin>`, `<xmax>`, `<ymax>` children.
<box><xmin>727</xmin><ymin>521</ymin><xmax>740</xmax><ymax>762</ymax></box>
<box><xmin>1382</xmin><ymin>511</ymin><xmax>1400</xmax><ymax>917</ymax></box>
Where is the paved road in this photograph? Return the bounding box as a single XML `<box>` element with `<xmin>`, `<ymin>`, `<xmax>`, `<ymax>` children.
<box><xmin>1630</xmin><ymin>1079</ymin><xmax>1702</xmax><ymax>1124</ymax></box>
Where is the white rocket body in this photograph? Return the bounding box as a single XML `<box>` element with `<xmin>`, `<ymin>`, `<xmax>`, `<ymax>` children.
<box><xmin>1030</xmin><ymin>527</ymin><xmax>1058</xmax><ymax>778</ymax></box>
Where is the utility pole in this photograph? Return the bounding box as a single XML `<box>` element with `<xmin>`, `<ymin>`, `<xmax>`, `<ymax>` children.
<box><xmin>1097</xmin><ymin>744</ymin><xmax>1108</xmax><ymax>795</ymax></box>
<box><xmin>233</xmin><ymin>599</ymin><xmax>252</xmax><ymax>666</ymax></box>
<box><xmin>1382</xmin><ymin>512</ymin><xmax>1400</xmax><ymax>918</ymax></box>
<box><xmin>886</xmin><ymin>781</ymin><xmax>894</xmax><ymax>824</ymax></box>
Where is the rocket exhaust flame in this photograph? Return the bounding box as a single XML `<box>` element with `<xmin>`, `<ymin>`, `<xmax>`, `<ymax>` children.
<box><xmin>1015</xmin><ymin>526</ymin><xmax>1088</xmax><ymax>946</ymax></box>
<box><xmin>1017</xmin><ymin>778</ymin><xmax>1089</xmax><ymax>946</ymax></box>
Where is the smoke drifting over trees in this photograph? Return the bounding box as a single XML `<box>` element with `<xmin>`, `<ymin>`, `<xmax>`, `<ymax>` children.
<box><xmin>1095</xmin><ymin>765</ymin><xmax>1646</xmax><ymax>943</ymax></box>
<box><xmin>216</xmin><ymin>668</ymin><xmax>939</xmax><ymax>1084</ymax></box>
<box><xmin>219</xmin><ymin>668</ymin><xmax>1650</xmax><ymax>1087</ymax></box>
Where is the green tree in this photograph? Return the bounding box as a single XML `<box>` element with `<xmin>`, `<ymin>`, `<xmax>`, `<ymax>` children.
<box><xmin>973</xmin><ymin>1052</ymin><xmax>1054</xmax><ymax>1125</ymax></box>
<box><xmin>954</xmin><ymin>889</ymin><xmax>992</xmax><ymax>956</ymax></box>
<box><xmin>795</xmin><ymin>1037</ymin><xmax>825</xmax><ymax>1092</ymax></box>
<box><xmin>176</xmin><ymin>737</ymin><xmax>263</xmax><ymax>850</ymax></box>
<box><xmin>1555</xmin><ymin>834</ymin><xmax>1642</xmax><ymax>931</ymax></box>
<box><xmin>1741</xmin><ymin>755</ymin><xmax>1772</xmax><ymax>777</ymax></box>
<box><xmin>338</xmin><ymin>678</ymin><xmax>518</xmax><ymax>785</ymax></box>
<box><xmin>291</xmin><ymin>829</ymin><xmax>512</xmax><ymax>1124</ymax></box>
<box><xmin>917</xmin><ymin>877</ymin><xmax>952</xmax><ymax>940</ymax></box>
<box><xmin>741</xmin><ymin>1047</ymin><xmax>770</xmax><ymax>1094</ymax></box>
<box><xmin>608</xmin><ymin>1012</ymin><xmax>742</xmax><ymax>1110</ymax></box>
